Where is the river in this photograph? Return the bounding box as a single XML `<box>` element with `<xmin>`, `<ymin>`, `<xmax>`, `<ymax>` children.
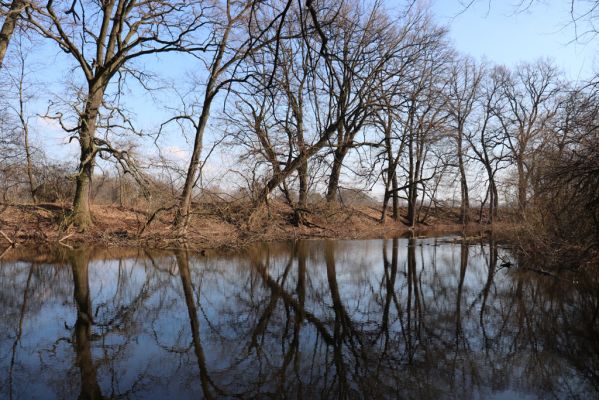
<box><xmin>0</xmin><ymin>237</ymin><xmax>597</xmax><ymax>399</ymax></box>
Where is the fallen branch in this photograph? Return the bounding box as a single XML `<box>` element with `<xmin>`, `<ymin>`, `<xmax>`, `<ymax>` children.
<box><xmin>58</xmin><ymin>233</ymin><xmax>75</xmax><ymax>243</ymax></box>
<box><xmin>58</xmin><ymin>240</ymin><xmax>74</xmax><ymax>250</ymax></box>
<box><xmin>0</xmin><ymin>230</ymin><xmax>15</xmax><ymax>246</ymax></box>
<box><xmin>138</xmin><ymin>204</ymin><xmax>177</xmax><ymax>236</ymax></box>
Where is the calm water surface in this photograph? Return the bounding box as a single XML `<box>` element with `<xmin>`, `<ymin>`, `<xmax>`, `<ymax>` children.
<box><xmin>0</xmin><ymin>237</ymin><xmax>597</xmax><ymax>399</ymax></box>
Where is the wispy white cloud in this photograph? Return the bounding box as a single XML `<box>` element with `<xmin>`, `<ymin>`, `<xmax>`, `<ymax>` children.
<box><xmin>163</xmin><ymin>146</ymin><xmax>189</xmax><ymax>160</ymax></box>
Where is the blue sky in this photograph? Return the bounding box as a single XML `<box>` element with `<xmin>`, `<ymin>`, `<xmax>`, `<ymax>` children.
<box><xmin>429</xmin><ymin>0</ymin><xmax>597</xmax><ymax>81</ymax></box>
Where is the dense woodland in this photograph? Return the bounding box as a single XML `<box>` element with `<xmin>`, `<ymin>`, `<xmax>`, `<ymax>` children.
<box><xmin>0</xmin><ymin>1</ymin><xmax>597</xmax><ymax>259</ymax></box>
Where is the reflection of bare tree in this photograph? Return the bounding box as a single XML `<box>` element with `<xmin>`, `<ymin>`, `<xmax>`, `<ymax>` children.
<box><xmin>455</xmin><ymin>242</ymin><xmax>469</xmax><ymax>346</ymax></box>
<box><xmin>69</xmin><ymin>248</ymin><xmax>103</xmax><ymax>400</ymax></box>
<box><xmin>288</xmin><ymin>240</ymin><xmax>307</xmax><ymax>397</ymax></box>
<box><xmin>324</xmin><ymin>240</ymin><xmax>361</xmax><ymax>398</ymax></box>
<box><xmin>406</xmin><ymin>236</ymin><xmax>422</xmax><ymax>363</ymax></box>
<box><xmin>380</xmin><ymin>238</ymin><xmax>401</xmax><ymax>355</ymax></box>
<box><xmin>250</xmin><ymin>248</ymin><xmax>334</xmax><ymax>346</ymax></box>
<box><xmin>479</xmin><ymin>235</ymin><xmax>497</xmax><ymax>345</ymax></box>
<box><xmin>175</xmin><ymin>249</ymin><xmax>221</xmax><ymax>400</ymax></box>
<box><xmin>247</xmin><ymin>243</ymin><xmax>334</xmax><ymax>397</ymax></box>
<box><xmin>8</xmin><ymin>263</ymin><xmax>33</xmax><ymax>400</ymax></box>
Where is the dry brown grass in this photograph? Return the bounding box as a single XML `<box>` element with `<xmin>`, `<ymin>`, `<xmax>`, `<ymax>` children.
<box><xmin>0</xmin><ymin>199</ymin><xmax>519</xmax><ymax>251</ymax></box>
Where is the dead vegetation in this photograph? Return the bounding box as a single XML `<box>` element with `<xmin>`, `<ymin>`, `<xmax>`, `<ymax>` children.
<box><xmin>0</xmin><ymin>198</ymin><xmax>516</xmax><ymax>251</ymax></box>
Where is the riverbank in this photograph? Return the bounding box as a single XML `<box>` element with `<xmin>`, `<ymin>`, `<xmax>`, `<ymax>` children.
<box><xmin>0</xmin><ymin>200</ymin><xmax>520</xmax><ymax>251</ymax></box>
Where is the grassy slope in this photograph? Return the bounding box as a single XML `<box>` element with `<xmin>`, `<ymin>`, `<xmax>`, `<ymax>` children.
<box><xmin>0</xmin><ymin>200</ymin><xmax>517</xmax><ymax>250</ymax></box>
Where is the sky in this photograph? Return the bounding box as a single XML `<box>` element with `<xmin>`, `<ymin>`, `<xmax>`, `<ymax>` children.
<box><xmin>429</xmin><ymin>0</ymin><xmax>597</xmax><ymax>81</ymax></box>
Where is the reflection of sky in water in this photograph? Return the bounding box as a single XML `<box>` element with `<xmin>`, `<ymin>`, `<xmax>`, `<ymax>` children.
<box><xmin>0</xmin><ymin>238</ymin><xmax>596</xmax><ymax>399</ymax></box>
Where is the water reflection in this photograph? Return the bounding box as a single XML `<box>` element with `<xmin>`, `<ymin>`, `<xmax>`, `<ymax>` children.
<box><xmin>70</xmin><ymin>248</ymin><xmax>103</xmax><ymax>399</ymax></box>
<box><xmin>0</xmin><ymin>238</ymin><xmax>597</xmax><ymax>399</ymax></box>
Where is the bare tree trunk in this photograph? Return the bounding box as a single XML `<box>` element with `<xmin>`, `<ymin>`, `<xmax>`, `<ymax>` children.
<box><xmin>486</xmin><ymin>169</ymin><xmax>499</xmax><ymax>224</ymax></box>
<box><xmin>298</xmin><ymin>160</ymin><xmax>308</xmax><ymax>207</ymax></box>
<box><xmin>173</xmin><ymin>6</ymin><xmax>238</xmax><ymax>232</ymax></box>
<box><xmin>457</xmin><ymin>140</ymin><xmax>470</xmax><ymax>224</ymax></box>
<box><xmin>517</xmin><ymin>157</ymin><xmax>527</xmax><ymax>213</ymax></box>
<box><xmin>325</xmin><ymin>146</ymin><xmax>348</xmax><ymax>203</ymax></box>
<box><xmin>23</xmin><ymin>119</ymin><xmax>35</xmax><ymax>202</ymax></box>
<box><xmin>289</xmin><ymin>68</ymin><xmax>308</xmax><ymax>210</ymax></box>
<box><xmin>72</xmin><ymin>86</ymin><xmax>104</xmax><ymax>229</ymax></box>
<box><xmin>15</xmin><ymin>48</ymin><xmax>36</xmax><ymax>202</ymax></box>
<box><xmin>392</xmin><ymin>173</ymin><xmax>399</xmax><ymax>221</ymax></box>
<box><xmin>381</xmin><ymin>191</ymin><xmax>390</xmax><ymax>222</ymax></box>
<box><xmin>294</xmin><ymin>155</ymin><xmax>309</xmax><ymax>226</ymax></box>
<box><xmin>0</xmin><ymin>0</ymin><xmax>23</xmax><ymax>68</ymax></box>
<box><xmin>297</xmin><ymin>117</ymin><xmax>308</xmax><ymax>210</ymax></box>
<box><xmin>174</xmin><ymin>104</ymin><xmax>210</xmax><ymax>232</ymax></box>
<box><xmin>492</xmin><ymin>179</ymin><xmax>499</xmax><ymax>220</ymax></box>
<box><xmin>407</xmin><ymin>131</ymin><xmax>417</xmax><ymax>227</ymax></box>
<box><xmin>381</xmin><ymin>120</ymin><xmax>394</xmax><ymax>222</ymax></box>
<box><xmin>380</xmin><ymin>110</ymin><xmax>405</xmax><ymax>223</ymax></box>
<box><xmin>381</xmin><ymin>172</ymin><xmax>399</xmax><ymax>222</ymax></box>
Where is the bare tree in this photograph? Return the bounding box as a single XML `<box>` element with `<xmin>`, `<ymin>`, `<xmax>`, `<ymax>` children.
<box><xmin>322</xmin><ymin>1</ymin><xmax>405</xmax><ymax>203</ymax></box>
<box><xmin>225</xmin><ymin>3</ymin><xmax>328</xmax><ymax>218</ymax></box>
<box><xmin>533</xmin><ymin>78</ymin><xmax>599</xmax><ymax>252</ymax></box>
<box><xmin>464</xmin><ymin>65</ymin><xmax>509</xmax><ymax>224</ymax></box>
<box><xmin>25</xmin><ymin>0</ymin><xmax>207</xmax><ymax>229</ymax></box>
<box><xmin>4</xmin><ymin>37</ymin><xmax>36</xmax><ymax>202</ymax></box>
<box><xmin>399</xmin><ymin>38</ymin><xmax>451</xmax><ymax>226</ymax></box>
<box><xmin>494</xmin><ymin>60</ymin><xmax>560</xmax><ymax>213</ymax></box>
<box><xmin>445</xmin><ymin>56</ymin><xmax>483</xmax><ymax>225</ymax></box>
<box><xmin>227</xmin><ymin>1</ymin><xmax>341</xmax><ymax>209</ymax></box>
<box><xmin>170</xmin><ymin>0</ymin><xmax>295</xmax><ymax>232</ymax></box>
<box><xmin>375</xmin><ymin>15</ymin><xmax>447</xmax><ymax>222</ymax></box>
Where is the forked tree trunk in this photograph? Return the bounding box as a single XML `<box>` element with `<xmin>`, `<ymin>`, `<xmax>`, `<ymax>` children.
<box><xmin>381</xmin><ymin>171</ymin><xmax>399</xmax><ymax>222</ymax></box>
<box><xmin>256</xmin><ymin>121</ymin><xmax>341</xmax><ymax>206</ymax></box>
